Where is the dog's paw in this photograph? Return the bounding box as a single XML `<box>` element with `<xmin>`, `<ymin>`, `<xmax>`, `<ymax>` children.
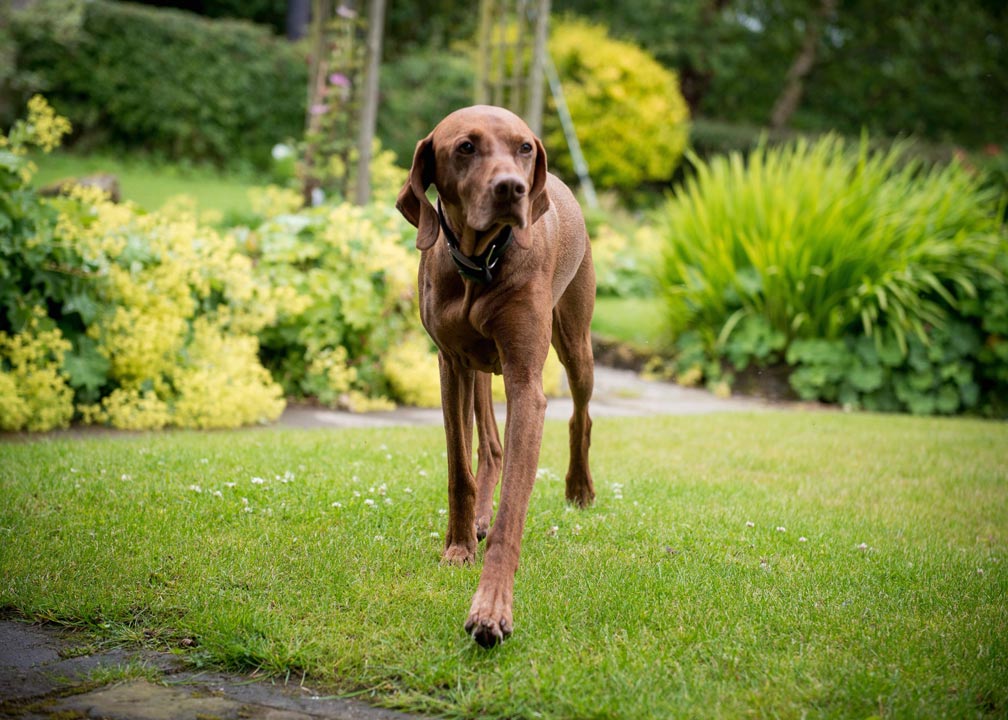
<box><xmin>565</xmin><ymin>471</ymin><xmax>595</xmax><ymax>508</ymax></box>
<box><xmin>441</xmin><ymin>542</ymin><xmax>476</xmax><ymax>565</ymax></box>
<box><xmin>465</xmin><ymin>583</ymin><xmax>513</xmax><ymax>648</ymax></box>
<box><xmin>565</xmin><ymin>487</ymin><xmax>595</xmax><ymax>509</ymax></box>
<box><xmin>475</xmin><ymin>515</ymin><xmax>491</xmax><ymax>541</ymax></box>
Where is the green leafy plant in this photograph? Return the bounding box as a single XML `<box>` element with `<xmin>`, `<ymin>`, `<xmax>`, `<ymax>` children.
<box><xmin>657</xmin><ymin>134</ymin><xmax>1007</xmax><ymax>415</ymax></box>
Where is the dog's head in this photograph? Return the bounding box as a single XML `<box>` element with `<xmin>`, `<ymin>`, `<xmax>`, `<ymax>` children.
<box><xmin>395</xmin><ymin>105</ymin><xmax>550</xmax><ymax>250</ymax></box>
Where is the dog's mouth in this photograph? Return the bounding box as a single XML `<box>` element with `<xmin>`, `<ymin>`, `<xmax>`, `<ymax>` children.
<box><xmin>467</xmin><ymin>197</ymin><xmax>528</xmax><ymax>232</ymax></box>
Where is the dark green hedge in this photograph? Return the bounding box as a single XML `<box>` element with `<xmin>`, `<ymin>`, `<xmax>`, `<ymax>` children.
<box><xmin>11</xmin><ymin>0</ymin><xmax>307</xmax><ymax>168</ymax></box>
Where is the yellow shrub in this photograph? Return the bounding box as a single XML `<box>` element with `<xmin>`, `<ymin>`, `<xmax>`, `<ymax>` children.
<box><xmin>383</xmin><ymin>333</ymin><xmax>442</xmax><ymax>407</ymax></box>
<box><xmin>170</xmin><ymin>320</ymin><xmax>285</xmax><ymax>429</ymax></box>
<box><xmin>0</xmin><ymin>372</ymin><xmax>30</xmax><ymax>431</ymax></box>
<box><xmin>0</xmin><ymin>313</ymin><xmax>74</xmax><ymax>431</ymax></box>
<box><xmin>100</xmin><ymin>388</ymin><xmax>171</xmax><ymax>431</ymax></box>
<box><xmin>547</xmin><ymin>19</ymin><xmax>690</xmax><ymax>190</ymax></box>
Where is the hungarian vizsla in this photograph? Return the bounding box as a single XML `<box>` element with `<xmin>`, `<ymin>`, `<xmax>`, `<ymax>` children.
<box><xmin>396</xmin><ymin>105</ymin><xmax>596</xmax><ymax>647</ymax></box>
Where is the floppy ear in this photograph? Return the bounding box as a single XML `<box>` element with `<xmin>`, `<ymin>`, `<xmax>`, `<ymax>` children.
<box><xmin>395</xmin><ymin>134</ymin><xmax>439</xmax><ymax>250</ymax></box>
<box><xmin>515</xmin><ymin>137</ymin><xmax>550</xmax><ymax>249</ymax></box>
<box><xmin>519</xmin><ymin>136</ymin><xmax>550</xmax><ymax>247</ymax></box>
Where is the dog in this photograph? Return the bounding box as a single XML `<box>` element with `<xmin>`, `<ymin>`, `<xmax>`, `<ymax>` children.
<box><xmin>396</xmin><ymin>105</ymin><xmax>595</xmax><ymax>647</ymax></box>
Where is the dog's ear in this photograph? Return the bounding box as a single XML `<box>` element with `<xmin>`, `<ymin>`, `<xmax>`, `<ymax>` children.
<box><xmin>528</xmin><ymin>136</ymin><xmax>550</xmax><ymax>224</ymax></box>
<box><xmin>396</xmin><ymin>133</ymin><xmax>439</xmax><ymax>250</ymax></box>
<box><xmin>515</xmin><ymin>136</ymin><xmax>550</xmax><ymax>249</ymax></box>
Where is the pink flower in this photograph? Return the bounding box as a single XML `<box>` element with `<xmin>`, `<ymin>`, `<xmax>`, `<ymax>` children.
<box><xmin>329</xmin><ymin>72</ymin><xmax>351</xmax><ymax>88</ymax></box>
<box><xmin>336</xmin><ymin>5</ymin><xmax>356</xmax><ymax>18</ymax></box>
<box><xmin>310</xmin><ymin>103</ymin><xmax>329</xmax><ymax>116</ymax></box>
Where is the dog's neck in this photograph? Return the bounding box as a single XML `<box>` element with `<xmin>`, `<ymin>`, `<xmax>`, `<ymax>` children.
<box><xmin>436</xmin><ymin>198</ymin><xmax>514</xmax><ymax>284</ymax></box>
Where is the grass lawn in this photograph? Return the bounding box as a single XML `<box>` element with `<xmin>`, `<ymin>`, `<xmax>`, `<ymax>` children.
<box><xmin>1</xmin><ymin>412</ymin><xmax>1006</xmax><ymax>718</ymax></box>
<box><xmin>592</xmin><ymin>295</ymin><xmax>669</xmax><ymax>350</ymax></box>
<box><xmin>30</xmin><ymin>151</ymin><xmax>265</xmax><ymax>216</ymax></box>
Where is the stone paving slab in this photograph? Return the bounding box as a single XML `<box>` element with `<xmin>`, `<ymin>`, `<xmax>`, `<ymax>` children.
<box><xmin>0</xmin><ymin>619</ymin><xmax>419</xmax><ymax>720</ymax></box>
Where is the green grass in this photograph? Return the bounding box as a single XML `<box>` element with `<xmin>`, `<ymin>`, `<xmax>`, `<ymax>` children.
<box><xmin>30</xmin><ymin>151</ymin><xmax>264</xmax><ymax>216</ymax></box>
<box><xmin>592</xmin><ymin>295</ymin><xmax>668</xmax><ymax>349</ymax></box>
<box><xmin>1</xmin><ymin>413</ymin><xmax>1006</xmax><ymax>718</ymax></box>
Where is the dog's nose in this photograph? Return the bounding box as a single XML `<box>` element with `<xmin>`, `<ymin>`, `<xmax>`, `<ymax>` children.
<box><xmin>492</xmin><ymin>175</ymin><xmax>527</xmax><ymax>200</ymax></box>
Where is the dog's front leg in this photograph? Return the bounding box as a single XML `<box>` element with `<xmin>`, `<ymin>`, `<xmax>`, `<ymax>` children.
<box><xmin>438</xmin><ymin>352</ymin><xmax>478</xmax><ymax>565</ymax></box>
<box><xmin>465</xmin><ymin>339</ymin><xmax>549</xmax><ymax>647</ymax></box>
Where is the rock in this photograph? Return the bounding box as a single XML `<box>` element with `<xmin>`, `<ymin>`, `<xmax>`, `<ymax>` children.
<box><xmin>39</xmin><ymin>172</ymin><xmax>121</xmax><ymax>202</ymax></box>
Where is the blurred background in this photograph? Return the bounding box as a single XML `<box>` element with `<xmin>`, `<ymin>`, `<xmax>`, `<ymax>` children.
<box><xmin>1</xmin><ymin>0</ymin><xmax>1006</xmax><ymax>432</ymax></box>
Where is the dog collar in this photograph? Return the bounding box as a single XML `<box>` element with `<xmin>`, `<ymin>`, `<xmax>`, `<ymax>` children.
<box><xmin>436</xmin><ymin>199</ymin><xmax>513</xmax><ymax>284</ymax></box>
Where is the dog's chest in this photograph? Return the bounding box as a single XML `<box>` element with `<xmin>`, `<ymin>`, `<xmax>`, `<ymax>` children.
<box><xmin>419</xmin><ymin>273</ymin><xmax>504</xmax><ymax>374</ymax></box>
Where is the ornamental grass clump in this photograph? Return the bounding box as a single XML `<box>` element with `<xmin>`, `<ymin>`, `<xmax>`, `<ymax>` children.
<box><xmin>657</xmin><ymin>135</ymin><xmax>1007</xmax><ymax>414</ymax></box>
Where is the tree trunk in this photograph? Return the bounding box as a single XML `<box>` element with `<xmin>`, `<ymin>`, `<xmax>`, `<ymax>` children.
<box><xmin>769</xmin><ymin>0</ymin><xmax>837</xmax><ymax>131</ymax></box>
<box><xmin>354</xmin><ymin>0</ymin><xmax>386</xmax><ymax>206</ymax></box>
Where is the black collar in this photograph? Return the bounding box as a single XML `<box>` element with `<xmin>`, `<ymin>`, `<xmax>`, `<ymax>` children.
<box><xmin>437</xmin><ymin>199</ymin><xmax>514</xmax><ymax>284</ymax></box>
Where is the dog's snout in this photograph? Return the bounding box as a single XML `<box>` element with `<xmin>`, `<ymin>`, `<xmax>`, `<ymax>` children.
<box><xmin>492</xmin><ymin>175</ymin><xmax>527</xmax><ymax>200</ymax></box>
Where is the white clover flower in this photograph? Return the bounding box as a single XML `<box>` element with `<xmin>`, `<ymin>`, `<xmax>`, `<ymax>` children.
<box><xmin>224</xmin><ymin>482</ymin><xmax>236</xmax><ymax>489</ymax></box>
<box><xmin>331</xmin><ymin>501</ymin><xmax>343</xmax><ymax>508</ymax></box>
<box><xmin>798</xmin><ymin>536</ymin><xmax>808</xmax><ymax>543</ymax></box>
<box><xmin>776</xmin><ymin>526</ymin><xmax>786</xmax><ymax>533</ymax></box>
<box><xmin>547</xmin><ymin>526</ymin><xmax>559</xmax><ymax>537</ymax></box>
<box><xmin>438</xmin><ymin>508</ymin><xmax>447</xmax><ymax>516</ymax></box>
<box><xmin>364</xmin><ymin>498</ymin><xmax>375</xmax><ymax>507</ymax></box>
<box><xmin>188</xmin><ymin>484</ymin><xmax>202</xmax><ymax>493</ymax></box>
<box><xmin>251</xmin><ymin>476</ymin><xmax>266</xmax><ymax>485</ymax></box>
<box><xmin>121</xmin><ymin>474</ymin><xmax>133</xmax><ymax>481</ymax></box>
<box><xmin>213</xmin><ymin>490</ymin><xmax>223</xmax><ymax>498</ymax></box>
<box><xmin>746</xmin><ymin>521</ymin><xmax>755</xmax><ymax>528</ymax></box>
<box><xmin>353</xmin><ymin>491</ymin><xmax>361</xmax><ymax>498</ymax></box>
<box><xmin>418</xmin><ymin>470</ymin><xmax>428</xmax><ymax>478</ymax></box>
<box><xmin>404</xmin><ymin>487</ymin><xmax>413</xmax><ymax>494</ymax></box>
<box><xmin>384</xmin><ymin>498</ymin><xmax>393</xmax><ymax>505</ymax></box>
<box><xmin>857</xmin><ymin>542</ymin><xmax>869</xmax><ymax>551</ymax></box>
<box><xmin>429</xmin><ymin>532</ymin><xmax>440</xmax><ymax>538</ymax></box>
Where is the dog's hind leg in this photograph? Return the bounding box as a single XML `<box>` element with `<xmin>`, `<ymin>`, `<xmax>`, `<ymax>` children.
<box><xmin>438</xmin><ymin>353</ymin><xmax>479</xmax><ymax>565</ymax></box>
<box><xmin>552</xmin><ymin>250</ymin><xmax>596</xmax><ymax>508</ymax></box>
<box><xmin>473</xmin><ymin>371</ymin><xmax>502</xmax><ymax>541</ymax></box>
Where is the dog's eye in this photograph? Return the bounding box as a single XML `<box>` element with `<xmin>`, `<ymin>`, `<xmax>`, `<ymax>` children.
<box><xmin>519</xmin><ymin>142</ymin><xmax>533</xmax><ymax>154</ymax></box>
<box><xmin>458</xmin><ymin>141</ymin><xmax>476</xmax><ymax>155</ymax></box>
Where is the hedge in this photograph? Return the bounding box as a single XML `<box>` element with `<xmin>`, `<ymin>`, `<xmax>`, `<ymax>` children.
<box><xmin>9</xmin><ymin>0</ymin><xmax>306</xmax><ymax>169</ymax></box>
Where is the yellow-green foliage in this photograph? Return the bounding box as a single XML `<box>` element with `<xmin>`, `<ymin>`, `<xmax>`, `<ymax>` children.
<box><xmin>0</xmin><ymin>311</ymin><xmax>74</xmax><ymax>431</ymax></box>
<box><xmin>252</xmin><ymin>200</ymin><xmax>421</xmax><ymax>409</ymax></box>
<box><xmin>63</xmin><ymin>191</ymin><xmax>285</xmax><ymax>430</ymax></box>
<box><xmin>0</xmin><ymin>98</ymin><xmax>285</xmax><ymax>431</ymax></box>
<box><xmin>383</xmin><ymin>333</ymin><xmax>442</xmax><ymax>408</ymax></box>
<box><xmin>547</xmin><ymin>19</ymin><xmax>690</xmax><ymax>191</ymax></box>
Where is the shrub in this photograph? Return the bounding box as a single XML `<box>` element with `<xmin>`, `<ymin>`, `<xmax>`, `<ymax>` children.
<box><xmin>657</xmin><ymin>135</ymin><xmax>1007</xmax><ymax>415</ymax></box>
<box><xmin>0</xmin><ymin>97</ymin><xmax>286</xmax><ymax>431</ymax></box>
<box><xmin>9</xmin><ymin>0</ymin><xmax>306</xmax><ymax>169</ymax></box>
<box><xmin>248</xmin><ymin>199</ymin><xmax>421</xmax><ymax>410</ymax></box>
<box><xmin>546</xmin><ymin>19</ymin><xmax>690</xmax><ymax>193</ymax></box>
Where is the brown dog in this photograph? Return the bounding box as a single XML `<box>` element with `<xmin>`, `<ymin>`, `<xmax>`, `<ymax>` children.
<box><xmin>396</xmin><ymin>105</ymin><xmax>595</xmax><ymax>647</ymax></box>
